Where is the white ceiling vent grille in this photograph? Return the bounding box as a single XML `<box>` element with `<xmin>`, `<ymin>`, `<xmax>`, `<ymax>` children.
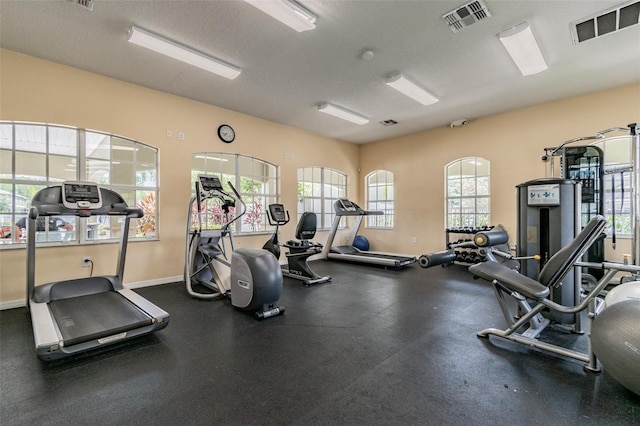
<box><xmin>68</xmin><ymin>0</ymin><xmax>94</xmax><ymax>11</ymax></box>
<box><xmin>442</xmin><ymin>1</ymin><xmax>491</xmax><ymax>33</ymax></box>
<box><xmin>570</xmin><ymin>0</ymin><xmax>639</xmax><ymax>44</ymax></box>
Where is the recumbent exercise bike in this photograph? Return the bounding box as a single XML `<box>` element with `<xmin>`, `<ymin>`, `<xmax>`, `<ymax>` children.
<box><xmin>263</xmin><ymin>204</ymin><xmax>331</xmax><ymax>287</ymax></box>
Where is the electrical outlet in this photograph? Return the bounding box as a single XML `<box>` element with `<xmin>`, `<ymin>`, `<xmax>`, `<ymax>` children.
<box><xmin>82</xmin><ymin>257</ymin><xmax>92</xmax><ymax>267</ymax></box>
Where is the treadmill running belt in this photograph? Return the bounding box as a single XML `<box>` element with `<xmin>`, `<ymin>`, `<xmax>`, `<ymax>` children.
<box><xmin>49</xmin><ymin>291</ymin><xmax>153</xmax><ymax>347</ymax></box>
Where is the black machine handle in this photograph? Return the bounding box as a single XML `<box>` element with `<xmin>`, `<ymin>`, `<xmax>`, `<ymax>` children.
<box><xmin>222</xmin><ymin>181</ymin><xmax>246</xmax><ymax>229</ymax></box>
<box><xmin>266</xmin><ymin>205</ymin><xmax>290</xmax><ymax>227</ymax></box>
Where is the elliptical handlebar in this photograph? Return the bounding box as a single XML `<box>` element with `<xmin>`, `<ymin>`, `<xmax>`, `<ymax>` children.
<box><xmin>222</xmin><ymin>181</ymin><xmax>246</xmax><ymax>231</ymax></box>
<box><xmin>193</xmin><ymin>176</ymin><xmax>246</xmax><ymax>233</ymax></box>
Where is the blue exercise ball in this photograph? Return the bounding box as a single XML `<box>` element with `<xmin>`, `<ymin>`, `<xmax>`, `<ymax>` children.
<box><xmin>591</xmin><ymin>299</ymin><xmax>640</xmax><ymax>396</ymax></box>
<box><xmin>353</xmin><ymin>235</ymin><xmax>370</xmax><ymax>251</ymax></box>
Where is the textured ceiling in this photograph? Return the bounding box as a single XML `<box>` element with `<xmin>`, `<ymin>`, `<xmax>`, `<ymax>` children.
<box><xmin>1</xmin><ymin>0</ymin><xmax>639</xmax><ymax>144</ymax></box>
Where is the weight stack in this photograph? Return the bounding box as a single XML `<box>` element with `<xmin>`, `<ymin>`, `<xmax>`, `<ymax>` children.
<box><xmin>517</xmin><ymin>178</ymin><xmax>581</xmax><ymax>326</ymax></box>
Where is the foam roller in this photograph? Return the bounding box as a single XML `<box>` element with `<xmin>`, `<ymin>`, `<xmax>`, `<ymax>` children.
<box><xmin>473</xmin><ymin>229</ymin><xmax>509</xmax><ymax>247</ymax></box>
<box><xmin>418</xmin><ymin>250</ymin><xmax>455</xmax><ymax>268</ymax></box>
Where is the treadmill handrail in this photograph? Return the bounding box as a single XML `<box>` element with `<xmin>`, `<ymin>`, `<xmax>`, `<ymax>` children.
<box><xmin>26</xmin><ymin>183</ymin><xmax>141</xmax><ymax>304</ymax></box>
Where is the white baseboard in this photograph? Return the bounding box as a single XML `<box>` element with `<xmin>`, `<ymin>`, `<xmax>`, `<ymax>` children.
<box><xmin>0</xmin><ymin>275</ymin><xmax>182</xmax><ymax>310</ymax></box>
<box><xmin>124</xmin><ymin>275</ymin><xmax>182</xmax><ymax>290</ymax></box>
<box><xmin>0</xmin><ymin>299</ymin><xmax>26</xmax><ymax>310</ymax></box>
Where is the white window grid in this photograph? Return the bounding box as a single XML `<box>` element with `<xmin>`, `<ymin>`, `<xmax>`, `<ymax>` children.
<box><xmin>0</xmin><ymin>122</ymin><xmax>158</xmax><ymax>247</ymax></box>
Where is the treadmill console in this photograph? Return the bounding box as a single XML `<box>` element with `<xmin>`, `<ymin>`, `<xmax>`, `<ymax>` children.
<box><xmin>198</xmin><ymin>175</ymin><xmax>223</xmax><ymax>193</ymax></box>
<box><xmin>338</xmin><ymin>199</ymin><xmax>358</xmax><ymax>212</ymax></box>
<box><xmin>62</xmin><ymin>182</ymin><xmax>102</xmax><ymax>210</ymax></box>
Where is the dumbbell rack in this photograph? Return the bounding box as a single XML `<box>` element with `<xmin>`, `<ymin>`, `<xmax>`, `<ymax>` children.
<box><xmin>445</xmin><ymin>226</ymin><xmax>495</xmax><ymax>266</ymax></box>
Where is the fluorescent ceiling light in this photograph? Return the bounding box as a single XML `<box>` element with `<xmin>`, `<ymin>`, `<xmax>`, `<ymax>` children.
<box><xmin>498</xmin><ymin>22</ymin><xmax>548</xmax><ymax>76</ymax></box>
<box><xmin>195</xmin><ymin>155</ymin><xmax>230</xmax><ymax>161</ymax></box>
<box><xmin>128</xmin><ymin>26</ymin><xmax>241</xmax><ymax>79</ymax></box>
<box><xmin>244</xmin><ymin>0</ymin><xmax>316</xmax><ymax>32</ymax></box>
<box><xmin>385</xmin><ymin>73</ymin><xmax>439</xmax><ymax>105</ymax></box>
<box><xmin>317</xmin><ymin>103</ymin><xmax>369</xmax><ymax>125</ymax></box>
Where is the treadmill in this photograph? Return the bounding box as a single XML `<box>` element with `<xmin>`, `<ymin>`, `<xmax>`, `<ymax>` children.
<box><xmin>26</xmin><ymin>181</ymin><xmax>169</xmax><ymax>361</ymax></box>
<box><xmin>320</xmin><ymin>199</ymin><xmax>416</xmax><ymax>269</ymax></box>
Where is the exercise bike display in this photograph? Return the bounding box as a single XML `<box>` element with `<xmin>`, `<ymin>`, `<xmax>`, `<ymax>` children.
<box><xmin>184</xmin><ymin>175</ymin><xmax>284</xmax><ymax>319</ymax></box>
<box><xmin>263</xmin><ymin>204</ymin><xmax>331</xmax><ymax>287</ymax></box>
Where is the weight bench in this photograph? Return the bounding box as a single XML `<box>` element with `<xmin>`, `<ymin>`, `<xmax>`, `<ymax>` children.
<box><xmin>469</xmin><ymin>215</ymin><xmax>613</xmax><ymax>371</ymax></box>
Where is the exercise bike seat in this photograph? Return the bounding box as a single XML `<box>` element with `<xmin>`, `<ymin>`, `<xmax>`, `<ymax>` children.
<box><xmin>283</xmin><ymin>212</ymin><xmax>321</xmax><ymax>253</ymax></box>
<box><xmin>296</xmin><ymin>212</ymin><xmax>317</xmax><ymax>240</ymax></box>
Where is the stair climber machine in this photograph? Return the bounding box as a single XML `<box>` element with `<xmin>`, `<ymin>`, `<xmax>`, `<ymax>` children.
<box><xmin>263</xmin><ymin>203</ymin><xmax>331</xmax><ymax>287</ymax></box>
<box><xmin>26</xmin><ymin>181</ymin><xmax>169</xmax><ymax>361</ymax></box>
<box><xmin>184</xmin><ymin>175</ymin><xmax>284</xmax><ymax>319</ymax></box>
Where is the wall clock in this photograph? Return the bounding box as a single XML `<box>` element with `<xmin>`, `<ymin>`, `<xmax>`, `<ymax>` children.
<box><xmin>217</xmin><ymin>124</ymin><xmax>235</xmax><ymax>143</ymax></box>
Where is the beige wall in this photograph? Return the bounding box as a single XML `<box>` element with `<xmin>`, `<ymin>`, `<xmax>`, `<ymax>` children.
<box><xmin>0</xmin><ymin>49</ymin><xmax>359</xmax><ymax>304</ymax></box>
<box><xmin>1</xmin><ymin>48</ymin><xmax>639</xmax><ymax>305</ymax></box>
<box><xmin>358</xmin><ymin>82</ymin><xmax>640</xmax><ymax>259</ymax></box>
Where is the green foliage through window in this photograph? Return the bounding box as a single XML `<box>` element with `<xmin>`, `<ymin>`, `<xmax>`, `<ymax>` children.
<box><xmin>0</xmin><ymin>121</ymin><xmax>158</xmax><ymax>246</ymax></box>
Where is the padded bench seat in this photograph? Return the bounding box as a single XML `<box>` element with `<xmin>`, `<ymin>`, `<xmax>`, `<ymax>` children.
<box><xmin>469</xmin><ymin>261</ymin><xmax>550</xmax><ymax>301</ymax></box>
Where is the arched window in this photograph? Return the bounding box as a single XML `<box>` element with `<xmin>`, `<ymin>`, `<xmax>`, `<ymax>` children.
<box><xmin>0</xmin><ymin>122</ymin><xmax>158</xmax><ymax>246</ymax></box>
<box><xmin>297</xmin><ymin>167</ymin><xmax>347</xmax><ymax>230</ymax></box>
<box><xmin>445</xmin><ymin>157</ymin><xmax>490</xmax><ymax>228</ymax></box>
<box><xmin>366</xmin><ymin>170</ymin><xmax>394</xmax><ymax>228</ymax></box>
<box><xmin>191</xmin><ymin>153</ymin><xmax>277</xmax><ymax>234</ymax></box>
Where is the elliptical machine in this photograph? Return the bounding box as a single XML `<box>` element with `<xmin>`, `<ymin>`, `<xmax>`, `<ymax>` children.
<box><xmin>263</xmin><ymin>204</ymin><xmax>331</xmax><ymax>287</ymax></box>
<box><xmin>184</xmin><ymin>175</ymin><xmax>284</xmax><ymax>319</ymax></box>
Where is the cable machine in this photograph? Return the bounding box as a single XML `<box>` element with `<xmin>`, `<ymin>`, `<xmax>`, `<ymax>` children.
<box><xmin>542</xmin><ymin>123</ymin><xmax>639</xmax><ymax>267</ymax></box>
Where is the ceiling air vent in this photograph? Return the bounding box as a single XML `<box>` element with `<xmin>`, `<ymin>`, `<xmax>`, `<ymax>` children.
<box><xmin>442</xmin><ymin>0</ymin><xmax>491</xmax><ymax>33</ymax></box>
<box><xmin>570</xmin><ymin>0</ymin><xmax>639</xmax><ymax>44</ymax></box>
<box><xmin>380</xmin><ymin>119</ymin><xmax>398</xmax><ymax>126</ymax></box>
<box><xmin>68</xmin><ymin>0</ymin><xmax>94</xmax><ymax>11</ymax></box>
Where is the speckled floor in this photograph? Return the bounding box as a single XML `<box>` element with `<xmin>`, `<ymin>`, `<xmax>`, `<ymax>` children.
<box><xmin>1</xmin><ymin>261</ymin><xmax>638</xmax><ymax>425</ymax></box>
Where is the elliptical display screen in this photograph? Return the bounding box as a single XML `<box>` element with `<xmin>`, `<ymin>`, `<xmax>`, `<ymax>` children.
<box><xmin>199</xmin><ymin>175</ymin><xmax>223</xmax><ymax>192</ymax></box>
<box><xmin>63</xmin><ymin>182</ymin><xmax>102</xmax><ymax>209</ymax></box>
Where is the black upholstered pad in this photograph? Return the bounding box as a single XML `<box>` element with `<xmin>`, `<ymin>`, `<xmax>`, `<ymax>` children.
<box><xmin>469</xmin><ymin>261</ymin><xmax>550</xmax><ymax>300</ymax></box>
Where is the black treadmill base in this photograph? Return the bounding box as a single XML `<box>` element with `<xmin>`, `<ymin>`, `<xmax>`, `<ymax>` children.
<box><xmin>49</xmin><ymin>291</ymin><xmax>153</xmax><ymax>347</ymax></box>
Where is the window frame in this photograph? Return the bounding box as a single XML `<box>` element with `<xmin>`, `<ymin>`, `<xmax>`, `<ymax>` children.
<box><xmin>0</xmin><ymin>121</ymin><xmax>159</xmax><ymax>248</ymax></box>
<box><xmin>445</xmin><ymin>157</ymin><xmax>490</xmax><ymax>229</ymax></box>
<box><xmin>592</xmin><ymin>136</ymin><xmax>633</xmax><ymax>237</ymax></box>
<box><xmin>366</xmin><ymin>170</ymin><xmax>394</xmax><ymax>229</ymax></box>
<box><xmin>191</xmin><ymin>152</ymin><xmax>278</xmax><ymax>235</ymax></box>
<box><xmin>296</xmin><ymin>167</ymin><xmax>347</xmax><ymax>230</ymax></box>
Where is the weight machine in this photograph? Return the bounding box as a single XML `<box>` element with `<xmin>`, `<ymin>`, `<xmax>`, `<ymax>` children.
<box><xmin>542</xmin><ymin>123</ymin><xmax>639</xmax><ymax>271</ymax></box>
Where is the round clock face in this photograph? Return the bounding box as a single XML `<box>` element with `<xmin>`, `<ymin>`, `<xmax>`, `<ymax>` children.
<box><xmin>218</xmin><ymin>124</ymin><xmax>235</xmax><ymax>143</ymax></box>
